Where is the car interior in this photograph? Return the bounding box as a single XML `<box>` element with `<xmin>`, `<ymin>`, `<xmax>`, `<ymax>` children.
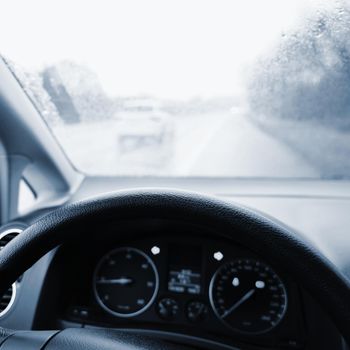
<box><xmin>0</xmin><ymin>1</ymin><xmax>350</xmax><ymax>349</ymax></box>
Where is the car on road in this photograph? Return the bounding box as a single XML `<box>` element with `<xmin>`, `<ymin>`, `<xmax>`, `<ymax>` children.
<box><xmin>114</xmin><ymin>99</ymin><xmax>174</xmax><ymax>171</ymax></box>
<box><xmin>116</xmin><ymin>100</ymin><xmax>173</xmax><ymax>152</ymax></box>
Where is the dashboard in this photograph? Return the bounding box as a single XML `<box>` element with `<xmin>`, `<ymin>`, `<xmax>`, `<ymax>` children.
<box><xmin>0</xmin><ymin>180</ymin><xmax>349</xmax><ymax>349</ymax></box>
<box><xmin>34</xmin><ymin>220</ymin><xmax>312</xmax><ymax>349</ymax></box>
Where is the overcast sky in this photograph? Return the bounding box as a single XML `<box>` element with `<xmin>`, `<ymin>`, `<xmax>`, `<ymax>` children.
<box><xmin>0</xmin><ymin>0</ymin><xmax>322</xmax><ymax>99</ymax></box>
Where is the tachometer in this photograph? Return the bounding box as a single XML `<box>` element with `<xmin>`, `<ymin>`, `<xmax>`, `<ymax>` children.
<box><xmin>93</xmin><ymin>247</ymin><xmax>159</xmax><ymax>317</ymax></box>
<box><xmin>209</xmin><ymin>258</ymin><xmax>287</xmax><ymax>334</ymax></box>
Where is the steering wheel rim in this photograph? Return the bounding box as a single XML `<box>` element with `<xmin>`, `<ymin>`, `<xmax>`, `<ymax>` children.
<box><xmin>0</xmin><ymin>188</ymin><xmax>349</xmax><ymax>348</ymax></box>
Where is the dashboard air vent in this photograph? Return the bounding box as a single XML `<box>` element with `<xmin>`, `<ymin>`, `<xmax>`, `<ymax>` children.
<box><xmin>0</xmin><ymin>228</ymin><xmax>22</xmax><ymax>317</ymax></box>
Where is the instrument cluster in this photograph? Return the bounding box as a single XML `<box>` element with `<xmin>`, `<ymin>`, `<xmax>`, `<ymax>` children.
<box><xmin>62</xmin><ymin>235</ymin><xmax>304</xmax><ymax>347</ymax></box>
<box><xmin>93</xmin><ymin>244</ymin><xmax>288</xmax><ymax>335</ymax></box>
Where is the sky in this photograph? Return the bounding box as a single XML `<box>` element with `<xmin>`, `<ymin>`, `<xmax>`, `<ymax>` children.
<box><xmin>0</xmin><ymin>0</ymin><xmax>321</xmax><ymax>99</ymax></box>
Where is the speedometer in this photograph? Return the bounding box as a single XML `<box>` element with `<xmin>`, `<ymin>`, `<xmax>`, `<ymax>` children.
<box><xmin>93</xmin><ymin>247</ymin><xmax>159</xmax><ymax>317</ymax></box>
<box><xmin>209</xmin><ymin>258</ymin><xmax>287</xmax><ymax>334</ymax></box>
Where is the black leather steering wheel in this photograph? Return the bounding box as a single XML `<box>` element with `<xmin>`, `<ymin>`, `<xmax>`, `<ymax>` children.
<box><xmin>0</xmin><ymin>189</ymin><xmax>349</xmax><ymax>349</ymax></box>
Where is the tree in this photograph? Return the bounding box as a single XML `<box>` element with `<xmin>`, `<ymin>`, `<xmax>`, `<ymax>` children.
<box><xmin>247</xmin><ymin>1</ymin><xmax>350</xmax><ymax>130</ymax></box>
<box><xmin>3</xmin><ymin>57</ymin><xmax>62</xmax><ymax>126</ymax></box>
<box><xmin>42</xmin><ymin>66</ymin><xmax>80</xmax><ymax>124</ymax></box>
<box><xmin>41</xmin><ymin>61</ymin><xmax>114</xmax><ymax>123</ymax></box>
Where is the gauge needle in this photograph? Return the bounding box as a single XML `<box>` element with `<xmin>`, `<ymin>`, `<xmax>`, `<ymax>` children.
<box><xmin>196</xmin><ymin>304</ymin><xmax>205</xmax><ymax>316</ymax></box>
<box><xmin>222</xmin><ymin>289</ymin><xmax>255</xmax><ymax>319</ymax></box>
<box><xmin>97</xmin><ymin>277</ymin><xmax>133</xmax><ymax>285</ymax></box>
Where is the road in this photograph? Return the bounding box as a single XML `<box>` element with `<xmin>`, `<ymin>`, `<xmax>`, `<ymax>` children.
<box><xmin>172</xmin><ymin>113</ymin><xmax>318</xmax><ymax>177</ymax></box>
<box><xmin>52</xmin><ymin>113</ymin><xmax>320</xmax><ymax>177</ymax></box>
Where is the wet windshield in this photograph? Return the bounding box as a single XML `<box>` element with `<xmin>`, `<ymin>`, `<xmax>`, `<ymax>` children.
<box><xmin>2</xmin><ymin>0</ymin><xmax>350</xmax><ymax>178</ymax></box>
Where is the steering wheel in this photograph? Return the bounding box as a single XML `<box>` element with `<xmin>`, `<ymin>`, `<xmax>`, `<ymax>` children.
<box><xmin>0</xmin><ymin>189</ymin><xmax>349</xmax><ymax>349</ymax></box>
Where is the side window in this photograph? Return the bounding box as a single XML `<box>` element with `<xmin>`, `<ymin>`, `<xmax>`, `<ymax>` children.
<box><xmin>17</xmin><ymin>178</ymin><xmax>36</xmax><ymax>215</ymax></box>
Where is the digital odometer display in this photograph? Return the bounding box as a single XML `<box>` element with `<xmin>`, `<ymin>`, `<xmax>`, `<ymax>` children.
<box><xmin>168</xmin><ymin>269</ymin><xmax>201</xmax><ymax>294</ymax></box>
<box><xmin>167</xmin><ymin>244</ymin><xmax>202</xmax><ymax>295</ymax></box>
<box><xmin>94</xmin><ymin>247</ymin><xmax>159</xmax><ymax>317</ymax></box>
<box><xmin>209</xmin><ymin>258</ymin><xmax>287</xmax><ymax>334</ymax></box>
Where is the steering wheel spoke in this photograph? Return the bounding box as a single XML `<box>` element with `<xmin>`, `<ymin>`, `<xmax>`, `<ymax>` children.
<box><xmin>0</xmin><ymin>328</ymin><xmax>189</xmax><ymax>350</ymax></box>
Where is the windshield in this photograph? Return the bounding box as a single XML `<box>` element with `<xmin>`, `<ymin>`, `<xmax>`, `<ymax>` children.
<box><xmin>2</xmin><ymin>0</ymin><xmax>350</xmax><ymax>178</ymax></box>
